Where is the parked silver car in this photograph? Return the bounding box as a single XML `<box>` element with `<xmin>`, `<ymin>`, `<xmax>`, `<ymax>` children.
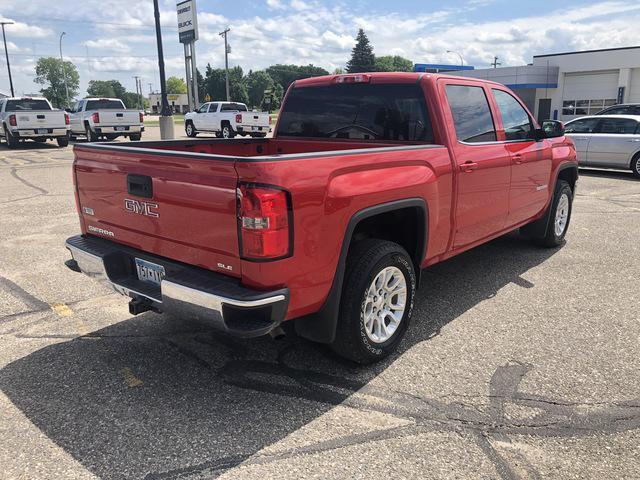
<box><xmin>564</xmin><ymin>115</ymin><xmax>640</xmax><ymax>178</ymax></box>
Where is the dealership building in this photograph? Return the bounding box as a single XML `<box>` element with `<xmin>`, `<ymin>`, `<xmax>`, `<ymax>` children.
<box><xmin>148</xmin><ymin>93</ymin><xmax>190</xmax><ymax>114</ymax></box>
<box><xmin>417</xmin><ymin>46</ymin><xmax>640</xmax><ymax>123</ymax></box>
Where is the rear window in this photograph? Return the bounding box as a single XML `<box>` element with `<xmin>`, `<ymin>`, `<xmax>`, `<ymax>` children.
<box><xmin>221</xmin><ymin>103</ymin><xmax>247</xmax><ymax>112</ymax></box>
<box><xmin>276</xmin><ymin>83</ymin><xmax>434</xmax><ymax>142</ymax></box>
<box><xmin>5</xmin><ymin>99</ymin><xmax>51</xmax><ymax>111</ymax></box>
<box><xmin>85</xmin><ymin>99</ymin><xmax>125</xmax><ymax>110</ymax></box>
<box><xmin>445</xmin><ymin>85</ymin><xmax>496</xmax><ymax>143</ymax></box>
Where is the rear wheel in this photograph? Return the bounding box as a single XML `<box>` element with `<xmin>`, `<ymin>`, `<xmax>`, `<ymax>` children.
<box><xmin>330</xmin><ymin>239</ymin><xmax>416</xmax><ymax>364</ymax></box>
<box><xmin>221</xmin><ymin>123</ymin><xmax>235</xmax><ymax>139</ymax></box>
<box><xmin>85</xmin><ymin>125</ymin><xmax>98</xmax><ymax>142</ymax></box>
<box><xmin>530</xmin><ymin>180</ymin><xmax>573</xmax><ymax>248</ymax></box>
<box><xmin>185</xmin><ymin>121</ymin><xmax>197</xmax><ymax>137</ymax></box>
<box><xmin>56</xmin><ymin>135</ymin><xmax>69</xmax><ymax>147</ymax></box>
<box><xmin>4</xmin><ymin>127</ymin><xmax>18</xmax><ymax>149</ymax></box>
<box><xmin>631</xmin><ymin>153</ymin><xmax>640</xmax><ymax>179</ymax></box>
<box><xmin>129</xmin><ymin>133</ymin><xmax>141</xmax><ymax>141</ymax></box>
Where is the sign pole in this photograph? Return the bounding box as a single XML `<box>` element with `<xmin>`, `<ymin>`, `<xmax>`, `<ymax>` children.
<box><xmin>177</xmin><ymin>0</ymin><xmax>199</xmax><ymax>111</ymax></box>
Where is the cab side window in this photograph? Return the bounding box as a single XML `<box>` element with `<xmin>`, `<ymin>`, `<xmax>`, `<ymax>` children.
<box><xmin>492</xmin><ymin>89</ymin><xmax>534</xmax><ymax>141</ymax></box>
<box><xmin>445</xmin><ymin>84</ymin><xmax>496</xmax><ymax>143</ymax></box>
<box><xmin>564</xmin><ymin>118</ymin><xmax>599</xmax><ymax>133</ymax></box>
<box><xmin>208</xmin><ymin>103</ymin><xmax>219</xmax><ymax>113</ymax></box>
<box><xmin>597</xmin><ymin>118</ymin><xmax>638</xmax><ymax>134</ymax></box>
<box><xmin>197</xmin><ymin>103</ymin><xmax>209</xmax><ymax>113</ymax></box>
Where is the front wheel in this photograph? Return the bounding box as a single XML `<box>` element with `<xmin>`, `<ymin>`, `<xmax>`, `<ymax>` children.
<box><xmin>185</xmin><ymin>121</ymin><xmax>197</xmax><ymax>137</ymax></box>
<box><xmin>531</xmin><ymin>180</ymin><xmax>573</xmax><ymax>247</ymax></box>
<box><xmin>330</xmin><ymin>239</ymin><xmax>416</xmax><ymax>364</ymax></box>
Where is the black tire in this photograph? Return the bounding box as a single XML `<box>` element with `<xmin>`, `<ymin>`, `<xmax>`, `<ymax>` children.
<box><xmin>56</xmin><ymin>135</ymin><xmax>69</xmax><ymax>147</ymax></box>
<box><xmin>531</xmin><ymin>180</ymin><xmax>573</xmax><ymax>248</ymax></box>
<box><xmin>215</xmin><ymin>131</ymin><xmax>223</xmax><ymax>138</ymax></box>
<box><xmin>4</xmin><ymin>127</ymin><xmax>19</xmax><ymax>149</ymax></box>
<box><xmin>129</xmin><ymin>133</ymin><xmax>141</xmax><ymax>141</ymax></box>
<box><xmin>221</xmin><ymin>123</ymin><xmax>235</xmax><ymax>139</ymax></box>
<box><xmin>631</xmin><ymin>153</ymin><xmax>640</xmax><ymax>179</ymax></box>
<box><xmin>330</xmin><ymin>239</ymin><xmax>416</xmax><ymax>364</ymax></box>
<box><xmin>185</xmin><ymin>121</ymin><xmax>197</xmax><ymax>137</ymax></box>
<box><xmin>85</xmin><ymin>125</ymin><xmax>98</xmax><ymax>142</ymax></box>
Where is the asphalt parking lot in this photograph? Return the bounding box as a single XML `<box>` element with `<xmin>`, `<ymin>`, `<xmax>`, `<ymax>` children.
<box><xmin>0</xmin><ymin>129</ymin><xmax>639</xmax><ymax>479</ymax></box>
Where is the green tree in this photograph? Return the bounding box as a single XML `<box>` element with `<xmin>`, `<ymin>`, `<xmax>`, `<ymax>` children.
<box><xmin>196</xmin><ymin>68</ymin><xmax>206</xmax><ymax>100</ymax></box>
<box><xmin>203</xmin><ymin>64</ymin><xmax>227</xmax><ymax>101</ymax></box>
<box><xmin>246</xmin><ymin>70</ymin><xmax>274</xmax><ymax>109</ymax></box>
<box><xmin>86</xmin><ymin>79</ymin><xmax>127</xmax><ymax>98</ymax></box>
<box><xmin>228</xmin><ymin>66</ymin><xmax>249</xmax><ymax>105</ymax></box>
<box><xmin>265</xmin><ymin>64</ymin><xmax>329</xmax><ymax>93</ymax></box>
<box><xmin>166</xmin><ymin>76</ymin><xmax>188</xmax><ymax>94</ymax></box>
<box><xmin>34</xmin><ymin>57</ymin><xmax>79</xmax><ymax>108</ymax></box>
<box><xmin>346</xmin><ymin>29</ymin><xmax>375</xmax><ymax>73</ymax></box>
<box><xmin>374</xmin><ymin>55</ymin><xmax>413</xmax><ymax>72</ymax></box>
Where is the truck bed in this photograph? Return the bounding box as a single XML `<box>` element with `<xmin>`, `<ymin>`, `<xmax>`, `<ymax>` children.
<box><xmin>77</xmin><ymin>137</ymin><xmax>422</xmax><ymax>159</ymax></box>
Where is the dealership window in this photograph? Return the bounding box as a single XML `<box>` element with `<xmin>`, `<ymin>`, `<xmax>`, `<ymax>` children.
<box><xmin>562</xmin><ymin>99</ymin><xmax>616</xmax><ymax>116</ymax></box>
<box><xmin>445</xmin><ymin>85</ymin><xmax>496</xmax><ymax>143</ymax></box>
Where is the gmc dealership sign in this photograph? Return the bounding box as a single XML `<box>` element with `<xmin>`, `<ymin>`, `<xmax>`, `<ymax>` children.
<box><xmin>177</xmin><ymin>0</ymin><xmax>198</xmax><ymax>43</ymax></box>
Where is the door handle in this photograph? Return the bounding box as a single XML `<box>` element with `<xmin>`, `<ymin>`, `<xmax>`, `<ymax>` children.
<box><xmin>459</xmin><ymin>161</ymin><xmax>478</xmax><ymax>172</ymax></box>
<box><xmin>513</xmin><ymin>154</ymin><xmax>523</xmax><ymax>165</ymax></box>
<box><xmin>573</xmin><ymin>137</ymin><xmax>589</xmax><ymax>140</ymax></box>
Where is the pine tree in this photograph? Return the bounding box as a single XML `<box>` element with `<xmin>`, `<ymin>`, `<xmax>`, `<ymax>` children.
<box><xmin>346</xmin><ymin>29</ymin><xmax>375</xmax><ymax>73</ymax></box>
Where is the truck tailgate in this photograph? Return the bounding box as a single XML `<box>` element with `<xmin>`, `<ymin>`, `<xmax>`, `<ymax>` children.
<box><xmin>73</xmin><ymin>145</ymin><xmax>242</xmax><ymax>277</ymax></box>
<box><xmin>16</xmin><ymin>110</ymin><xmax>66</xmax><ymax>129</ymax></box>
<box><xmin>98</xmin><ymin>110</ymin><xmax>140</xmax><ymax>126</ymax></box>
<box><xmin>239</xmin><ymin>112</ymin><xmax>269</xmax><ymax>127</ymax></box>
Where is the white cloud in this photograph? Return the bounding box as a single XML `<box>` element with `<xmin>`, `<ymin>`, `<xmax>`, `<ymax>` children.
<box><xmin>2</xmin><ymin>0</ymin><xmax>640</xmax><ymax>97</ymax></box>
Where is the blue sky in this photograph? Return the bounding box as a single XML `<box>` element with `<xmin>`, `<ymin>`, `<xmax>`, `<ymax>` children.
<box><xmin>0</xmin><ymin>0</ymin><xmax>639</xmax><ymax>98</ymax></box>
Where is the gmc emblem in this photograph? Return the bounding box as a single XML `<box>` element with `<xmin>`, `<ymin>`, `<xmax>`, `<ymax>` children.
<box><xmin>124</xmin><ymin>198</ymin><xmax>159</xmax><ymax>218</ymax></box>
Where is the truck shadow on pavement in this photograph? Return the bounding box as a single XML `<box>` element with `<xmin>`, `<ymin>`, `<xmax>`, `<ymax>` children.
<box><xmin>1</xmin><ymin>233</ymin><xmax>639</xmax><ymax>479</ymax></box>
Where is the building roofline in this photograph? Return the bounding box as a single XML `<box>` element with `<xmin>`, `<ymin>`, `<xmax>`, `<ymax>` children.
<box><xmin>534</xmin><ymin>45</ymin><xmax>640</xmax><ymax>58</ymax></box>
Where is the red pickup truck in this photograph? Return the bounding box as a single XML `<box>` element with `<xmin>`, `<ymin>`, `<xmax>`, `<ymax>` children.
<box><xmin>65</xmin><ymin>72</ymin><xmax>577</xmax><ymax>363</ymax></box>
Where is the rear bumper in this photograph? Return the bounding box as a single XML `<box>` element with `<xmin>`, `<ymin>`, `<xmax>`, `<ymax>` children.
<box><xmin>236</xmin><ymin>125</ymin><xmax>269</xmax><ymax>133</ymax></box>
<box><xmin>65</xmin><ymin>234</ymin><xmax>288</xmax><ymax>337</ymax></box>
<box><xmin>94</xmin><ymin>125</ymin><xmax>143</xmax><ymax>134</ymax></box>
<box><xmin>13</xmin><ymin>128</ymin><xmax>68</xmax><ymax>137</ymax></box>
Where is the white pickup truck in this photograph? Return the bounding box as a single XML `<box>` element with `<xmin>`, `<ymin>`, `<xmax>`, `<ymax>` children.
<box><xmin>0</xmin><ymin>97</ymin><xmax>69</xmax><ymax>148</ymax></box>
<box><xmin>184</xmin><ymin>101</ymin><xmax>270</xmax><ymax>138</ymax></box>
<box><xmin>68</xmin><ymin>98</ymin><xmax>143</xmax><ymax>142</ymax></box>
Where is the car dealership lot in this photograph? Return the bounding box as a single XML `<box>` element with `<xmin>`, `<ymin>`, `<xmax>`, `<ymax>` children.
<box><xmin>0</xmin><ymin>132</ymin><xmax>639</xmax><ymax>479</ymax></box>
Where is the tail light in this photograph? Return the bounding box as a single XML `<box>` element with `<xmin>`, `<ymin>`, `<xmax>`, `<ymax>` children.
<box><xmin>9</xmin><ymin>114</ymin><xmax>16</xmax><ymax>126</ymax></box>
<box><xmin>92</xmin><ymin>112</ymin><xmax>99</xmax><ymax>124</ymax></box>
<box><xmin>64</xmin><ymin>113</ymin><xmax>70</xmax><ymax>125</ymax></box>
<box><xmin>238</xmin><ymin>183</ymin><xmax>292</xmax><ymax>260</ymax></box>
<box><xmin>139</xmin><ymin>112</ymin><xmax>144</xmax><ymax>123</ymax></box>
<box><xmin>235</xmin><ymin>113</ymin><xmax>242</xmax><ymax>123</ymax></box>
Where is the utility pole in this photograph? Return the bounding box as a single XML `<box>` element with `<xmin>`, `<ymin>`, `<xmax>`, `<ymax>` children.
<box><xmin>0</xmin><ymin>21</ymin><xmax>15</xmax><ymax>96</ymax></box>
<box><xmin>154</xmin><ymin>0</ymin><xmax>174</xmax><ymax>138</ymax></box>
<box><xmin>133</xmin><ymin>75</ymin><xmax>143</xmax><ymax>110</ymax></box>
<box><xmin>148</xmin><ymin>82</ymin><xmax>153</xmax><ymax>94</ymax></box>
<box><xmin>219</xmin><ymin>28</ymin><xmax>230</xmax><ymax>101</ymax></box>
<box><xmin>491</xmin><ymin>56</ymin><xmax>501</xmax><ymax>69</ymax></box>
<box><xmin>59</xmin><ymin>32</ymin><xmax>69</xmax><ymax>107</ymax></box>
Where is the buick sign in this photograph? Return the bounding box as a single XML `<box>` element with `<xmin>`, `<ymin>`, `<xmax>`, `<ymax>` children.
<box><xmin>176</xmin><ymin>0</ymin><xmax>198</xmax><ymax>43</ymax></box>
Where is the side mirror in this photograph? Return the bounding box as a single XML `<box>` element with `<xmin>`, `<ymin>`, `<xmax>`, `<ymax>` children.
<box><xmin>541</xmin><ymin>120</ymin><xmax>565</xmax><ymax>138</ymax></box>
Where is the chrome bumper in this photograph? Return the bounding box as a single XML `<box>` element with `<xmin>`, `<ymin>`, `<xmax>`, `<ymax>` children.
<box><xmin>65</xmin><ymin>235</ymin><xmax>288</xmax><ymax>337</ymax></box>
<box><xmin>15</xmin><ymin>128</ymin><xmax>68</xmax><ymax>137</ymax></box>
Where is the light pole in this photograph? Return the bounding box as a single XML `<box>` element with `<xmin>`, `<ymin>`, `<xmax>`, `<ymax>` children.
<box><xmin>219</xmin><ymin>28</ymin><xmax>230</xmax><ymax>101</ymax></box>
<box><xmin>59</xmin><ymin>32</ymin><xmax>69</xmax><ymax>107</ymax></box>
<box><xmin>1</xmin><ymin>21</ymin><xmax>15</xmax><ymax>96</ymax></box>
<box><xmin>153</xmin><ymin>0</ymin><xmax>174</xmax><ymax>138</ymax></box>
<box><xmin>446</xmin><ymin>50</ymin><xmax>464</xmax><ymax>67</ymax></box>
<box><xmin>133</xmin><ymin>75</ymin><xmax>142</xmax><ymax>110</ymax></box>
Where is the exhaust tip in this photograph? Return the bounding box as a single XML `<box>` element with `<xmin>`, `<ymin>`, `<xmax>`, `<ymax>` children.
<box><xmin>269</xmin><ymin>326</ymin><xmax>286</xmax><ymax>340</ymax></box>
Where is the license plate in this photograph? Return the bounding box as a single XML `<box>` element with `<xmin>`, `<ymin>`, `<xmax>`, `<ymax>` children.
<box><xmin>115</xmin><ymin>126</ymin><xmax>126</xmax><ymax>131</ymax></box>
<box><xmin>135</xmin><ymin>258</ymin><xmax>165</xmax><ymax>286</ymax></box>
<box><xmin>37</xmin><ymin>128</ymin><xmax>48</xmax><ymax>134</ymax></box>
